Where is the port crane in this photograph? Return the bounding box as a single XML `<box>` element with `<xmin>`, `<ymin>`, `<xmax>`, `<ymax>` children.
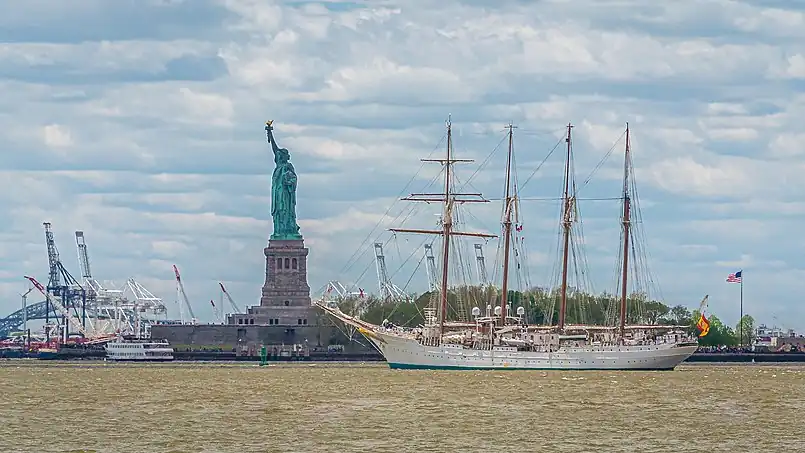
<box><xmin>75</xmin><ymin>231</ymin><xmax>104</xmax><ymax>297</ymax></box>
<box><xmin>24</xmin><ymin>276</ymin><xmax>114</xmax><ymax>345</ymax></box>
<box><xmin>73</xmin><ymin>230</ymin><xmax>166</xmax><ymax>337</ymax></box>
<box><xmin>209</xmin><ymin>299</ymin><xmax>223</xmax><ymax>324</ymax></box>
<box><xmin>422</xmin><ymin>244</ymin><xmax>440</xmax><ymax>292</ymax></box>
<box><xmin>373</xmin><ymin>242</ymin><xmax>412</xmax><ymax>303</ymax></box>
<box><xmin>172</xmin><ymin>265</ymin><xmax>197</xmax><ymax>324</ymax></box>
<box><xmin>218</xmin><ymin>282</ymin><xmax>243</xmax><ymax>315</ymax></box>
<box><xmin>474</xmin><ymin>243</ymin><xmax>488</xmax><ymax>285</ymax></box>
<box><xmin>20</xmin><ymin>286</ymin><xmax>33</xmax><ymax>333</ymax></box>
<box><xmin>319</xmin><ymin>280</ymin><xmax>370</xmax><ymax>346</ymax></box>
<box><xmin>323</xmin><ymin>281</ymin><xmax>365</xmax><ymax>302</ymax></box>
<box><xmin>43</xmin><ymin>222</ymin><xmax>88</xmax><ymax>337</ymax></box>
<box><xmin>0</xmin><ymin>225</ymin><xmax>166</xmax><ymax>339</ymax></box>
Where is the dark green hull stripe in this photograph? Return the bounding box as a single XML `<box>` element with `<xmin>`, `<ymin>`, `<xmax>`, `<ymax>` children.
<box><xmin>387</xmin><ymin>362</ymin><xmax>676</xmax><ymax>371</ymax></box>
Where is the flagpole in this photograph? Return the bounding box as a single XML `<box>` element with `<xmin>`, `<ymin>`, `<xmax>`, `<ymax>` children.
<box><xmin>739</xmin><ymin>270</ymin><xmax>743</xmax><ymax>348</ymax></box>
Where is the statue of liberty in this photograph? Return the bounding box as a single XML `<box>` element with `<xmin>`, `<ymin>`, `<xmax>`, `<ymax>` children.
<box><xmin>265</xmin><ymin>121</ymin><xmax>302</xmax><ymax>240</ymax></box>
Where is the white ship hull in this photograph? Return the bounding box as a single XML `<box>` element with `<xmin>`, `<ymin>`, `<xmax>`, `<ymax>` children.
<box><xmin>363</xmin><ymin>329</ymin><xmax>697</xmax><ymax>371</ymax></box>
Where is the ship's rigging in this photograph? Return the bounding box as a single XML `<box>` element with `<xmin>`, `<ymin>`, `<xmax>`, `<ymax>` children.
<box><xmin>388</xmin><ymin>116</ymin><xmax>497</xmax><ymax>336</ymax></box>
<box><xmin>313</xmin><ymin>117</ymin><xmax>699</xmax><ymax>371</ymax></box>
<box><xmin>319</xmin><ymin>118</ymin><xmax>667</xmax><ymax>334</ymax></box>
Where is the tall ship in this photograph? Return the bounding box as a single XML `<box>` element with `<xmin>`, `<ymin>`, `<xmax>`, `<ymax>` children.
<box><xmin>317</xmin><ymin>118</ymin><xmax>698</xmax><ymax>370</ymax></box>
<box><xmin>105</xmin><ymin>337</ymin><xmax>174</xmax><ymax>362</ymax></box>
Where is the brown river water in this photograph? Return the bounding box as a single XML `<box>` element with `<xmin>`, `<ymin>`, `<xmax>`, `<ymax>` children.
<box><xmin>0</xmin><ymin>361</ymin><xmax>802</xmax><ymax>452</ymax></box>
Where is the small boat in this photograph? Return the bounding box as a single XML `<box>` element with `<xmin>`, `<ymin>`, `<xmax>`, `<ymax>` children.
<box><xmin>37</xmin><ymin>347</ymin><xmax>59</xmax><ymax>360</ymax></box>
<box><xmin>0</xmin><ymin>347</ymin><xmax>26</xmax><ymax>359</ymax></box>
<box><xmin>105</xmin><ymin>337</ymin><xmax>174</xmax><ymax>362</ymax></box>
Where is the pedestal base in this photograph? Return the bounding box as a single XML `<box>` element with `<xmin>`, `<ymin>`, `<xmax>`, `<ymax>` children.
<box><xmin>227</xmin><ymin>238</ymin><xmax>316</xmax><ymax>326</ymax></box>
<box><xmin>260</xmin><ymin>239</ymin><xmax>311</xmax><ymax>307</ymax></box>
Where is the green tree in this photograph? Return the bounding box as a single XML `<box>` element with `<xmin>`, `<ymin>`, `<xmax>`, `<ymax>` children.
<box><xmin>360</xmin><ymin>293</ymin><xmax>430</xmax><ymax>326</ymax></box>
<box><xmin>643</xmin><ymin>300</ymin><xmax>671</xmax><ymax>325</ymax></box>
<box><xmin>667</xmin><ymin>305</ymin><xmax>692</xmax><ymax>325</ymax></box>
<box><xmin>735</xmin><ymin>315</ymin><xmax>755</xmax><ymax>347</ymax></box>
<box><xmin>345</xmin><ymin>285</ymin><xmax>687</xmax><ymax>328</ymax></box>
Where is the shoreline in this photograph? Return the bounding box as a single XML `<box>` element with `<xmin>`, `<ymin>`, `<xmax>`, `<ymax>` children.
<box><xmin>686</xmin><ymin>352</ymin><xmax>805</xmax><ymax>363</ymax></box>
<box><xmin>4</xmin><ymin>348</ymin><xmax>805</xmax><ymax>364</ymax></box>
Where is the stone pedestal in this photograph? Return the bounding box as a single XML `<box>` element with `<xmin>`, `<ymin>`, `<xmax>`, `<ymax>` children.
<box><xmin>260</xmin><ymin>239</ymin><xmax>311</xmax><ymax>307</ymax></box>
<box><xmin>227</xmin><ymin>239</ymin><xmax>318</xmax><ymax>328</ymax></box>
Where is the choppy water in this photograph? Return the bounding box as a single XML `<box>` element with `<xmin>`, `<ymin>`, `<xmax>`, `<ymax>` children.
<box><xmin>0</xmin><ymin>361</ymin><xmax>802</xmax><ymax>452</ymax></box>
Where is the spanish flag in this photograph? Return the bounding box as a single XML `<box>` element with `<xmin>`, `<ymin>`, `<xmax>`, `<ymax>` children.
<box><xmin>696</xmin><ymin>313</ymin><xmax>710</xmax><ymax>337</ymax></box>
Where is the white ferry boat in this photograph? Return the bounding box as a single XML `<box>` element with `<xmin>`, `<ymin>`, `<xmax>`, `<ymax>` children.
<box><xmin>105</xmin><ymin>338</ymin><xmax>174</xmax><ymax>361</ymax></box>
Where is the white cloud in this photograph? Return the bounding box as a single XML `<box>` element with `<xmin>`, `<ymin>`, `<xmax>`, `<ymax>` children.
<box><xmin>644</xmin><ymin>156</ymin><xmax>749</xmax><ymax>197</ymax></box>
<box><xmin>1</xmin><ymin>0</ymin><xmax>805</xmax><ymax>331</ymax></box>
<box><xmin>705</xmin><ymin>128</ymin><xmax>758</xmax><ymax>142</ymax></box>
<box><xmin>782</xmin><ymin>54</ymin><xmax>805</xmax><ymax>79</ymax></box>
<box><xmin>42</xmin><ymin>124</ymin><xmax>73</xmax><ymax>148</ymax></box>
<box><xmin>709</xmin><ymin>200</ymin><xmax>805</xmax><ymax>216</ymax></box>
<box><xmin>733</xmin><ymin>6</ymin><xmax>805</xmax><ymax>37</ymax></box>
<box><xmin>706</xmin><ymin>103</ymin><xmax>747</xmax><ymax>115</ymax></box>
<box><xmin>767</xmin><ymin>53</ymin><xmax>805</xmax><ymax>79</ymax></box>
<box><xmin>768</xmin><ymin>133</ymin><xmax>805</xmax><ymax>158</ymax></box>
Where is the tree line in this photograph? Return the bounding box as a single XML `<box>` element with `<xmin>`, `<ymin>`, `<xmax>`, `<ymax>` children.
<box><xmin>337</xmin><ymin>285</ymin><xmax>755</xmax><ymax>346</ymax></box>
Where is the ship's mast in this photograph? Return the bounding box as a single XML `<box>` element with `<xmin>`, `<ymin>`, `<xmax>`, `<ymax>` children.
<box><xmin>618</xmin><ymin>123</ymin><xmax>632</xmax><ymax>338</ymax></box>
<box><xmin>438</xmin><ymin>119</ymin><xmax>453</xmax><ymax>333</ymax></box>
<box><xmin>389</xmin><ymin>116</ymin><xmax>496</xmax><ymax>337</ymax></box>
<box><xmin>499</xmin><ymin>124</ymin><xmax>516</xmax><ymax>326</ymax></box>
<box><xmin>558</xmin><ymin>123</ymin><xmax>573</xmax><ymax>330</ymax></box>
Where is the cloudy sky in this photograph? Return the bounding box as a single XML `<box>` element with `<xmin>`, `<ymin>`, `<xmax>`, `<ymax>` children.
<box><xmin>1</xmin><ymin>0</ymin><xmax>803</xmax><ymax>330</ymax></box>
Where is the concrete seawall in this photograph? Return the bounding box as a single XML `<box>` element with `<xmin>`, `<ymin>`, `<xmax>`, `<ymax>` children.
<box><xmin>5</xmin><ymin>346</ymin><xmax>805</xmax><ymax>363</ymax></box>
<box><xmin>150</xmin><ymin>323</ymin><xmax>374</xmax><ymax>355</ymax></box>
<box><xmin>686</xmin><ymin>352</ymin><xmax>805</xmax><ymax>363</ymax></box>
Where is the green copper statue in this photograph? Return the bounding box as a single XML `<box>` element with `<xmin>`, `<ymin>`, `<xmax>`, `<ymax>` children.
<box><xmin>265</xmin><ymin>121</ymin><xmax>302</xmax><ymax>240</ymax></box>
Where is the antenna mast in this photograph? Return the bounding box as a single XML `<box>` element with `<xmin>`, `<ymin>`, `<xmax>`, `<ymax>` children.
<box><xmin>618</xmin><ymin>123</ymin><xmax>632</xmax><ymax>338</ymax></box>
<box><xmin>389</xmin><ymin>116</ymin><xmax>496</xmax><ymax>337</ymax></box>
<box><xmin>558</xmin><ymin>123</ymin><xmax>573</xmax><ymax>331</ymax></box>
<box><xmin>499</xmin><ymin>123</ymin><xmax>516</xmax><ymax>326</ymax></box>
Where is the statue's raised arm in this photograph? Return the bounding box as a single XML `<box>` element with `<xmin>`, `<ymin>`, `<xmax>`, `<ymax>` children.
<box><xmin>265</xmin><ymin>120</ymin><xmax>281</xmax><ymax>155</ymax></box>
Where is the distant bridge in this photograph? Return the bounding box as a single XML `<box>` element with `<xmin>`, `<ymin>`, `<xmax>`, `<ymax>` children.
<box><xmin>0</xmin><ymin>300</ymin><xmax>58</xmax><ymax>338</ymax></box>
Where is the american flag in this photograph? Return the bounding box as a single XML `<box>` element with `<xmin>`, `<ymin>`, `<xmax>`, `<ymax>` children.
<box><xmin>726</xmin><ymin>270</ymin><xmax>742</xmax><ymax>283</ymax></box>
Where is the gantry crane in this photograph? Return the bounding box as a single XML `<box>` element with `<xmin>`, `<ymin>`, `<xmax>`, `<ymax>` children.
<box><xmin>373</xmin><ymin>242</ymin><xmax>411</xmax><ymax>303</ymax></box>
<box><xmin>423</xmin><ymin>243</ymin><xmax>440</xmax><ymax>292</ymax></box>
<box><xmin>0</xmin><ymin>228</ymin><xmax>166</xmax><ymax>339</ymax></box>
<box><xmin>43</xmin><ymin>223</ymin><xmax>87</xmax><ymax>340</ymax></box>
<box><xmin>24</xmin><ymin>276</ymin><xmax>112</xmax><ymax>344</ymax></box>
<box><xmin>474</xmin><ymin>243</ymin><xmax>488</xmax><ymax>285</ymax></box>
